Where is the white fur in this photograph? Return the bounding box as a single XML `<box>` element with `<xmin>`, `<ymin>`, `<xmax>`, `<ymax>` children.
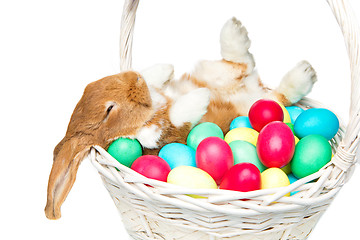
<box><xmin>277</xmin><ymin>60</ymin><xmax>317</xmax><ymax>103</ymax></box>
<box><xmin>149</xmin><ymin>87</ymin><xmax>167</xmax><ymax>112</ymax></box>
<box><xmin>141</xmin><ymin>64</ymin><xmax>174</xmax><ymax>89</ymax></box>
<box><xmin>192</xmin><ymin>60</ymin><xmax>245</xmax><ymax>89</ymax></box>
<box><xmin>170</xmin><ymin>88</ymin><xmax>211</xmax><ymax>127</ymax></box>
<box><xmin>220</xmin><ymin>17</ymin><xmax>255</xmax><ymax>73</ymax></box>
<box><xmin>136</xmin><ymin>124</ymin><xmax>162</xmax><ymax>149</ymax></box>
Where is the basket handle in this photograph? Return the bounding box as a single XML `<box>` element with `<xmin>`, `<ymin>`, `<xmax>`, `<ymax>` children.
<box><xmin>119</xmin><ymin>0</ymin><xmax>360</xmax><ymax>169</ymax></box>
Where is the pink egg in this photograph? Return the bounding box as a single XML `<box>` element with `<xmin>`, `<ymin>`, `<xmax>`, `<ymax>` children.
<box><xmin>131</xmin><ymin>155</ymin><xmax>171</xmax><ymax>182</ymax></box>
<box><xmin>220</xmin><ymin>163</ymin><xmax>261</xmax><ymax>192</ymax></box>
<box><xmin>249</xmin><ymin>99</ymin><xmax>284</xmax><ymax>132</ymax></box>
<box><xmin>257</xmin><ymin>121</ymin><xmax>295</xmax><ymax>168</ymax></box>
<box><xmin>196</xmin><ymin>137</ymin><xmax>234</xmax><ymax>184</ymax></box>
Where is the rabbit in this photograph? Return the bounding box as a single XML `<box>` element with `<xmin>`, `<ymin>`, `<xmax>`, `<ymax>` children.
<box><xmin>137</xmin><ymin>17</ymin><xmax>317</xmax><ymax>151</ymax></box>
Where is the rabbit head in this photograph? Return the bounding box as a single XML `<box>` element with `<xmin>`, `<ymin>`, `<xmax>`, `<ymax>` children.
<box><xmin>45</xmin><ymin>71</ymin><xmax>153</xmax><ymax>220</ymax></box>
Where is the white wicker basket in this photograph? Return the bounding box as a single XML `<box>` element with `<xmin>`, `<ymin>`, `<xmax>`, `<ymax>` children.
<box><xmin>91</xmin><ymin>0</ymin><xmax>360</xmax><ymax>239</ymax></box>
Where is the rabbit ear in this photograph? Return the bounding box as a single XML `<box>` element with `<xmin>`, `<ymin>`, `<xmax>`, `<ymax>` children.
<box><xmin>45</xmin><ymin>136</ymin><xmax>90</xmax><ymax>220</ymax></box>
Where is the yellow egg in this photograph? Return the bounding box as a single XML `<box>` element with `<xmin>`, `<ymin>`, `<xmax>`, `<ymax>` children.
<box><xmin>276</xmin><ymin>102</ymin><xmax>291</xmax><ymax>123</ymax></box>
<box><xmin>261</xmin><ymin>168</ymin><xmax>291</xmax><ymax>197</ymax></box>
<box><xmin>295</xmin><ymin>136</ymin><xmax>299</xmax><ymax>145</ymax></box>
<box><xmin>167</xmin><ymin>166</ymin><xmax>217</xmax><ymax>198</ymax></box>
<box><xmin>224</xmin><ymin>127</ymin><xmax>259</xmax><ymax>146</ymax></box>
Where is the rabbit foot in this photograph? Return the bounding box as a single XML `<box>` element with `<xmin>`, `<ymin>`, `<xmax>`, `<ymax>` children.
<box><xmin>141</xmin><ymin>64</ymin><xmax>174</xmax><ymax>89</ymax></box>
<box><xmin>276</xmin><ymin>61</ymin><xmax>317</xmax><ymax>104</ymax></box>
<box><xmin>220</xmin><ymin>17</ymin><xmax>254</xmax><ymax>70</ymax></box>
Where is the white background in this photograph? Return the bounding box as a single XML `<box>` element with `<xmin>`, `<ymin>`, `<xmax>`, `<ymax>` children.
<box><xmin>1</xmin><ymin>0</ymin><xmax>360</xmax><ymax>239</ymax></box>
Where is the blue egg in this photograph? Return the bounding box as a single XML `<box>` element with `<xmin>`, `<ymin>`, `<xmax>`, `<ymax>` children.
<box><xmin>288</xmin><ymin>174</ymin><xmax>299</xmax><ymax>196</ymax></box>
<box><xmin>230</xmin><ymin>116</ymin><xmax>252</xmax><ymax>130</ymax></box>
<box><xmin>294</xmin><ymin>108</ymin><xmax>339</xmax><ymax>140</ymax></box>
<box><xmin>285</xmin><ymin>106</ymin><xmax>304</xmax><ymax>123</ymax></box>
<box><xmin>158</xmin><ymin>143</ymin><xmax>196</xmax><ymax>169</ymax></box>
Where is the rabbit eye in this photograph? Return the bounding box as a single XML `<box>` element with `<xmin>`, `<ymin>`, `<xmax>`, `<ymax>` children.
<box><xmin>106</xmin><ymin>105</ymin><xmax>114</xmax><ymax>115</ymax></box>
<box><xmin>104</xmin><ymin>102</ymin><xmax>117</xmax><ymax>119</ymax></box>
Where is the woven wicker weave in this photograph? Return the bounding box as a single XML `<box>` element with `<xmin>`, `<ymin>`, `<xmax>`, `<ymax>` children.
<box><xmin>91</xmin><ymin>0</ymin><xmax>360</xmax><ymax>239</ymax></box>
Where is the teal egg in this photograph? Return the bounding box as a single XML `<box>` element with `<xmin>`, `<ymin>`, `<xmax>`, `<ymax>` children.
<box><xmin>294</xmin><ymin>108</ymin><xmax>339</xmax><ymax>140</ymax></box>
<box><xmin>159</xmin><ymin>143</ymin><xmax>196</xmax><ymax>169</ymax></box>
<box><xmin>187</xmin><ymin>122</ymin><xmax>224</xmax><ymax>150</ymax></box>
<box><xmin>107</xmin><ymin>138</ymin><xmax>142</xmax><ymax>167</ymax></box>
<box><xmin>229</xmin><ymin>140</ymin><xmax>266</xmax><ymax>172</ymax></box>
<box><xmin>286</xmin><ymin>106</ymin><xmax>304</xmax><ymax>123</ymax></box>
<box><xmin>288</xmin><ymin>173</ymin><xmax>299</xmax><ymax>196</ymax></box>
<box><xmin>291</xmin><ymin>135</ymin><xmax>332</xmax><ymax>179</ymax></box>
<box><xmin>230</xmin><ymin>116</ymin><xmax>252</xmax><ymax>130</ymax></box>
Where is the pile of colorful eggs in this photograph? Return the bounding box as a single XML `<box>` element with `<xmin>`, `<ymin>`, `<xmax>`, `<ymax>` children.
<box><xmin>107</xmin><ymin>99</ymin><xmax>339</xmax><ymax>197</ymax></box>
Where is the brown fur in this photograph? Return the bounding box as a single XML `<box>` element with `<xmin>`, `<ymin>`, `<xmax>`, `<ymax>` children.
<box><xmin>200</xmin><ymin>99</ymin><xmax>238</xmax><ymax>134</ymax></box>
<box><xmin>45</xmin><ymin>71</ymin><xmax>153</xmax><ymax>220</ymax></box>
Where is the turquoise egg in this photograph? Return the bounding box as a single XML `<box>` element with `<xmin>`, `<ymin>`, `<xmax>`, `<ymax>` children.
<box><xmin>294</xmin><ymin>108</ymin><xmax>339</xmax><ymax>140</ymax></box>
<box><xmin>288</xmin><ymin>173</ymin><xmax>299</xmax><ymax>196</ymax></box>
<box><xmin>230</xmin><ymin>116</ymin><xmax>252</xmax><ymax>130</ymax></box>
<box><xmin>229</xmin><ymin>140</ymin><xmax>266</xmax><ymax>172</ymax></box>
<box><xmin>286</xmin><ymin>106</ymin><xmax>304</xmax><ymax>124</ymax></box>
<box><xmin>159</xmin><ymin>143</ymin><xmax>196</xmax><ymax>169</ymax></box>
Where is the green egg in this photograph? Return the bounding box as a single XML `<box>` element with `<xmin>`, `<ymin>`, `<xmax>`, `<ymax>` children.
<box><xmin>291</xmin><ymin>135</ymin><xmax>332</xmax><ymax>179</ymax></box>
<box><xmin>229</xmin><ymin>140</ymin><xmax>266</xmax><ymax>172</ymax></box>
<box><xmin>187</xmin><ymin>122</ymin><xmax>224</xmax><ymax>150</ymax></box>
<box><xmin>107</xmin><ymin>138</ymin><xmax>142</xmax><ymax>167</ymax></box>
<box><xmin>286</xmin><ymin>123</ymin><xmax>295</xmax><ymax>134</ymax></box>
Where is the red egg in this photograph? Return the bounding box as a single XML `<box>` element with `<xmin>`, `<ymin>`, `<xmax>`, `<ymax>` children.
<box><xmin>196</xmin><ymin>137</ymin><xmax>234</xmax><ymax>184</ymax></box>
<box><xmin>257</xmin><ymin>121</ymin><xmax>295</xmax><ymax>168</ymax></box>
<box><xmin>249</xmin><ymin>99</ymin><xmax>284</xmax><ymax>132</ymax></box>
<box><xmin>131</xmin><ymin>155</ymin><xmax>171</xmax><ymax>182</ymax></box>
<box><xmin>220</xmin><ymin>163</ymin><xmax>261</xmax><ymax>192</ymax></box>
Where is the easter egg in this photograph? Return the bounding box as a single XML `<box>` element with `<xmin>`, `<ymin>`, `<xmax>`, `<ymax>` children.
<box><xmin>167</xmin><ymin>166</ymin><xmax>217</xmax><ymax>198</ymax></box>
<box><xmin>159</xmin><ymin>143</ymin><xmax>196</xmax><ymax>169</ymax></box>
<box><xmin>224</xmin><ymin>127</ymin><xmax>259</xmax><ymax>146</ymax></box>
<box><xmin>286</xmin><ymin>123</ymin><xmax>294</xmax><ymax>134</ymax></box>
<box><xmin>131</xmin><ymin>155</ymin><xmax>171</xmax><ymax>182</ymax></box>
<box><xmin>187</xmin><ymin>122</ymin><xmax>224</xmax><ymax>150</ymax></box>
<box><xmin>230</xmin><ymin>116</ymin><xmax>252</xmax><ymax>130</ymax></box>
<box><xmin>261</xmin><ymin>168</ymin><xmax>291</xmax><ymax>197</ymax></box>
<box><xmin>257</xmin><ymin>121</ymin><xmax>295</xmax><ymax>168</ymax></box>
<box><xmin>286</xmin><ymin>106</ymin><xmax>304</xmax><ymax>123</ymax></box>
<box><xmin>196</xmin><ymin>137</ymin><xmax>234</xmax><ymax>184</ymax></box>
<box><xmin>220</xmin><ymin>163</ymin><xmax>261</xmax><ymax>192</ymax></box>
<box><xmin>288</xmin><ymin>173</ymin><xmax>299</xmax><ymax>196</ymax></box>
<box><xmin>229</xmin><ymin>140</ymin><xmax>266</xmax><ymax>172</ymax></box>
<box><xmin>107</xmin><ymin>138</ymin><xmax>142</xmax><ymax>167</ymax></box>
<box><xmin>291</xmin><ymin>135</ymin><xmax>332</xmax><ymax>179</ymax></box>
<box><xmin>248</xmin><ymin>99</ymin><xmax>284</xmax><ymax>132</ymax></box>
<box><xmin>294</xmin><ymin>108</ymin><xmax>339</xmax><ymax>140</ymax></box>
<box><xmin>277</xmin><ymin>102</ymin><xmax>291</xmax><ymax>123</ymax></box>
<box><xmin>295</xmin><ymin>136</ymin><xmax>300</xmax><ymax>145</ymax></box>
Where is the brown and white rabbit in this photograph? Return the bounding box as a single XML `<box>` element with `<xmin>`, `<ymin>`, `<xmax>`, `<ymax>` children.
<box><xmin>137</xmin><ymin>17</ymin><xmax>317</xmax><ymax>150</ymax></box>
<box><xmin>46</xmin><ymin>17</ymin><xmax>317</xmax><ymax>220</ymax></box>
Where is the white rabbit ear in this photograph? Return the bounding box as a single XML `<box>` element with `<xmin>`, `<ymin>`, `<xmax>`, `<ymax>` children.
<box><xmin>141</xmin><ymin>64</ymin><xmax>174</xmax><ymax>89</ymax></box>
<box><xmin>170</xmin><ymin>88</ymin><xmax>211</xmax><ymax>128</ymax></box>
